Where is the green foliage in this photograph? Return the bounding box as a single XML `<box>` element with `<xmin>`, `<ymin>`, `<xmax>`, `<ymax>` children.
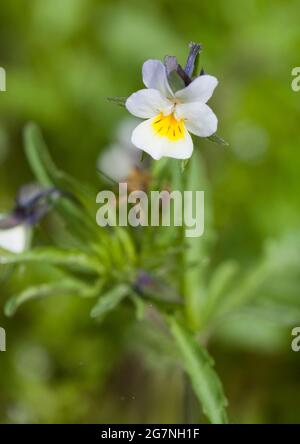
<box><xmin>207</xmin><ymin>134</ymin><xmax>229</xmax><ymax>146</ymax></box>
<box><xmin>168</xmin><ymin>317</ymin><xmax>228</xmax><ymax>424</ymax></box>
<box><xmin>5</xmin><ymin>278</ymin><xmax>97</xmax><ymax>317</ymax></box>
<box><xmin>90</xmin><ymin>284</ymin><xmax>129</xmax><ymax>320</ymax></box>
<box><xmin>0</xmin><ymin>247</ymin><xmax>103</xmax><ymax>274</ymax></box>
<box><xmin>1</xmin><ymin>0</ymin><xmax>300</xmax><ymax>424</ymax></box>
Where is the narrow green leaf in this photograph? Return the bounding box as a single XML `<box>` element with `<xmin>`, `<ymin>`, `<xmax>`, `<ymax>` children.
<box><xmin>130</xmin><ymin>294</ymin><xmax>145</xmax><ymax>321</ymax></box>
<box><xmin>5</xmin><ymin>279</ymin><xmax>94</xmax><ymax>316</ymax></box>
<box><xmin>199</xmin><ymin>261</ymin><xmax>239</xmax><ymax>328</ymax></box>
<box><xmin>24</xmin><ymin>122</ymin><xmax>53</xmax><ymax>187</ymax></box>
<box><xmin>107</xmin><ymin>96</ymin><xmax>127</xmax><ymax>107</ymax></box>
<box><xmin>140</xmin><ymin>151</ymin><xmax>149</xmax><ymax>162</ymax></box>
<box><xmin>0</xmin><ymin>247</ymin><xmax>103</xmax><ymax>274</ymax></box>
<box><xmin>115</xmin><ymin>228</ymin><xmax>136</xmax><ymax>265</ymax></box>
<box><xmin>181</xmin><ymin>159</ymin><xmax>189</xmax><ymax>173</ymax></box>
<box><xmin>206</xmin><ymin>133</ymin><xmax>229</xmax><ymax>146</ymax></box>
<box><xmin>182</xmin><ymin>150</ymin><xmax>211</xmax><ymax>330</ymax></box>
<box><xmin>90</xmin><ymin>284</ymin><xmax>129</xmax><ymax>320</ymax></box>
<box><xmin>23</xmin><ymin>123</ymin><xmax>98</xmax><ymax>241</ymax></box>
<box><xmin>168</xmin><ymin>317</ymin><xmax>228</xmax><ymax>424</ymax></box>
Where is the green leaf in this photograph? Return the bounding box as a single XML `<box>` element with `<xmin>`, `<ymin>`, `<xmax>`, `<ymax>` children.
<box><xmin>182</xmin><ymin>150</ymin><xmax>212</xmax><ymax>330</ymax></box>
<box><xmin>23</xmin><ymin>123</ymin><xmax>98</xmax><ymax>241</ymax></box>
<box><xmin>115</xmin><ymin>228</ymin><xmax>136</xmax><ymax>265</ymax></box>
<box><xmin>107</xmin><ymin>96</ymin><xmax>127</xmax><ymax>107</ymax></box>
<box><xmin>206</xmin><ymin>133</ymin><xmax>229</xmax><ymax>146</ymax></box>
<box><xmin>24</xmin><ymin>123</ymin><xmax>95</xmax><ymax>205</ymax></box>
<box><xmin>130</xmin><ymin>294</ymin><xmax>145</xmax><ymax>321</ymax></box>
<box><xmin>181</xmin><ymin>159</ymin><xmax>189</xmax><ymax>173</ymax></box>
<box><xmin>199</xmin><ymin>261</ymin><xmax>239</xmax><ymax>328</ymax></box>
<box><xmin>90</xmin><ymin>284</ymin><xmax>129</xmax><ymax>320</ymax></box>
<box><xmin>0</xmin><ymin>247</ymin><xmax>103</xmax><ymax>274</ymax></box>
<box><xmin>5</xmin><ymin>278</ymin><xmax>95</xmax><ymax>316</ymax></box>
<box><xmin>168</xmin><ymin>317</ymin><xmax>228</xmax><ymax>424</ymax></box>
<box><xmin>24</xmin><ymin>122</ymin><xmax>53</xmax><ymax>187</ymax></box>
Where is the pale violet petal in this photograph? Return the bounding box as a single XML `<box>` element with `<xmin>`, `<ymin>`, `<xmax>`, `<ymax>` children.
<box><xmin>0</xmin><ymin>223</ymin><xmax>30</xmax><ymax>253</ymax></box>
<box><xmin>131</xmin><ymin>118</ymin><xmax>193</xmax><ymax>160</ymax></box>
<box><xmin>142</xmin><ymin>60</ymin><xmax>173</xmax><ymax>98</ymax></box>
<box><xmin>175</xmin><ymin>102</ymin><xmax>218</xmax><ymax>137</ymax></box>
<box><xmin>175</xmin><ymin>75</ymin><xmax>218</xmax><ymax>103</ymax></box>
<box><xmin>126</xmin><ymin>89</ymin><xmax>173</xmax><ymax>119</ymax></box>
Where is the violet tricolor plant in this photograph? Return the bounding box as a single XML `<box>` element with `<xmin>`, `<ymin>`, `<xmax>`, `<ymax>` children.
<box><xmin>3</xmin><ymin>42</ymin><xmax>297</xmax><ymax>425</ymax></box>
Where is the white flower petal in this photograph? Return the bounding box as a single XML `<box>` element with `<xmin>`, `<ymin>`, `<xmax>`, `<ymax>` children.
<box><xmin>126</xmin><ymin>89</ymin><xmax>173</xmax><ymax>119</ymax></box>
<box><xmin>142</xmin><ymin>60</ymin><xmax>173</xmax><ymax>98</ymax></box>
<box><xmin>131</xmin><ymin>118</ymin><xmax>193</xmax><ymax>160</ymax></box>
<box><xmin>175</xmin><ymin>102</ymin><xmax>218</xmax><ymax>137</ymax></box>
<box><xmin>0</xmin><ymin>223</ymin><xmax>30</xmax><ymax>253</ymax></box>
<box><xmin>175</xmin><ymin>75</ymin><xmax>218</xmax><ymax>103</ymax></box>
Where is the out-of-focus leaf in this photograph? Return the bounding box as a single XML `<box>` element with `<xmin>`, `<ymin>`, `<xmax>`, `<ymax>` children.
<box><xmin>24</xmin><ymin>123</ymin><xmax>97</xmax><ymax>241</ymax></box>
<box><xmin>115</xmin><ymin>227</ymin><xmax>136</xmax><ymax>265</ymax></box>
<box><xmin>199</xmin><ymin>261</ymin><xmax>239</xmax><ymax>328</ymax></box>
<box><xmin>90</xmin><ymin>284</ymin><xmax>129</xmax><ymax>320</ymax></box>
<box><xmin>168</xmin><ymin>317</ymin><xmax>228</xmax><ymax>424</ymax></box>
<box><xmin>206</xmin><ymin>133</ymin><xmax>229</xmax><ymax>146</ymax></box>
<box><xmin>214</xmin><ymin>314</ymin><xmax>288</xmax><ymax>354</ymax></box>
<box><xmin>0</xmin><ymin>247</ymin><xmax>103</xmax><ymax>274</ymax></box>
<box><xmin>24</xmin><ymin>123</ymin><xmax>53</xmax><ymax>187</ymax></box>
<box><xmin>130</xmin><ymin>294</ymin><xmax>145</xmax><ymax>321</ymax></box>
<box><xmin>5</xmin><ymin>278</ymin><xmax>96</xmax><ymax>316</ymax></box>
<box><xmin>24</xmin><ymin>123</ymin><xmax>94</xmax><ymax>202</ymax></box>
<box><xmin>182</xmin><ymin>150</ymin><xmax>212</xmax><ymax>330</ymax></box>
<box><xmin>181</xmin><ymin>159</ymin><xmax>190</xmax><ymax>173</ymax></box>
<box><xmin>208</xmin><ymin>261</ymin><xmax>239</xmax><ymax>303</ymax></box>
<box><xmin>107</xmin><ymin>96</ymin><xmax>127</xmax><ymax>107</ymax></box>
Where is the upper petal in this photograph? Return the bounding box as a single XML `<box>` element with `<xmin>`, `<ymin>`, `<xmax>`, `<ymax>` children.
<box><xmin>131</xmin><ymin>117</ymin><xmax>193</xmax><ymax>160</ymax></box>
<box><xmin>126</xmin><ymin>89</ymin><xmax>173</xmax><ymax>119</ymax></box>
<box><xmin>175</xmin><ymin>75</ymin><xmax>218</xmax><ymax>103</ymax></box>
<box><xmin>142</xmin><ymin>60</ymin><xmax>174</xmax><ymax>98</ymax></box>
<box><xmin>175</xmin><ymin>102</ymin><xmax>218</xmax><ymax>137</ymax></box>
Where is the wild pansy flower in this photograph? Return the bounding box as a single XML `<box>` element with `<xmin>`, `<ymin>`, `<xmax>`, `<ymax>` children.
<box><xmin>125</xmin><ymin>42</ymin><xmax>218</xmax><ymax>160</ymax></box>
<box><xmin>0</xmin><ymin>184</ymin><xmax>61</xmax><ymax>253</ymax></box>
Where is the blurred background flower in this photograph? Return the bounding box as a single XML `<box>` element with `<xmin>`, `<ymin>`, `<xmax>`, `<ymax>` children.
<box><xmin>97</xmin><ymin>118</ymin><xmax>143</xmax><ymax>183</ymax></box>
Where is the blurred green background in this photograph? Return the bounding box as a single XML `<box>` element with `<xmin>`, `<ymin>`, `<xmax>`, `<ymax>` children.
<box><xmin>1</xmin><ymin>0</ymin><xmax>300</xmax><ymax>424</ymax></box>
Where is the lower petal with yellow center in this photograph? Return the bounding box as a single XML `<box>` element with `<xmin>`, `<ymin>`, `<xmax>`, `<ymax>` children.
<box><xmin>152</xmin><ymin>113</ymin><xmax>185</xmax><ymax>141</ymax></box>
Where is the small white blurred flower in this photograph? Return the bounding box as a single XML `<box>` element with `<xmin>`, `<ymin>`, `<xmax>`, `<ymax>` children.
<box><xmin>97</xmin><ymin>118</ymin><xmax>144</xmax><ymax>183</ymax></box>
<box><xmin>0</xmin><ymin>184</ymin><xmax>61</xmax><ymax>254</ymax></box>
<box><xmin>125</xmin><ymin>59</ymin><xmax>218</xmax><ymax>160</ymax></box>
<box><xmin>0</xmin><ymin>219</ymin><xmax>30</xmax><ymax>253</ymax></box>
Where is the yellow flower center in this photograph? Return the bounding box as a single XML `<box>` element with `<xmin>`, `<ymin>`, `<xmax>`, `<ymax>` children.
<box><xmin>152</xmin><ymin>113</ymin><xmax>185</xmax><ymax>141</ymax></box>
